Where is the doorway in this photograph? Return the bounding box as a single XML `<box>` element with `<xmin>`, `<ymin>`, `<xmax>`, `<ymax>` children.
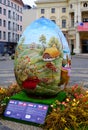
<box><xmin>82</xmin><ymin>40</ymin><xmax>88</xmax><ymax>53</ymax></box>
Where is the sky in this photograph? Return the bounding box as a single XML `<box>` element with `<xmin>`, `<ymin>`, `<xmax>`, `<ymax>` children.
<box><xmin>22</xmin><ymin>0</ymin><xmax>37</xmax><ymax>7</ymax></box>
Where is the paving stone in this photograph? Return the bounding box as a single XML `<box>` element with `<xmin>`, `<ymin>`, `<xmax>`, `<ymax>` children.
<box><xmin>0</xmin><ymin>122</ymin><xmax>2</xmax><ymax>125</ymax></box>
<box><xmin>0</xmin><ymin>125</ymin><xmax>13</xmax><ymax>130</ymax></box>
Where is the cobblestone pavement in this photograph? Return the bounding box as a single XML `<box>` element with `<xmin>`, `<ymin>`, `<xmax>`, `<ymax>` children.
<box><xmin>0</xmin><ymin>68</ymin><xmax>15</xmax><ymax>87</ymax></box>
<box><xmin>0</xmin><ymin>120</ymin><xmax>42</xmax><ymax>130</ymax></box>
<box><xmin>0</xmin><ymin>59</ymin><xmax>15</xmax><ymax>87</ymax></box>
<box><xmin>70</xmin><ymin>67</ymin><xmax>88</xmax><ymax>88</ymax></box>
<box><xmin>70</xmin><ymin>55</ymin><xmax>88</xmax><ymax>88</ymax></box>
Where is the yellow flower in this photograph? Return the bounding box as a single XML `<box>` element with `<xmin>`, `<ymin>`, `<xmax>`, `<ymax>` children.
<box><xmin>77</xmin><ymin>101</ymin><xmax>79</xmax><ymax>104</ymax></box>
<box><xmin>53</xmin><ymin>109</ymin><xmax>56</xmax><ymax>112</ymax></box>
<box><xmin>61</xmin><ymin>117</ymin><xmax>66</xmax><ymax>123</ymax></box>
<box><xmin>86</xmin><ymin>90</ymin><xmax>88</xmax><ymax>94</ymax></box>
<box><xmin>0</xmin><ymin>88</ymin><xmax>6</xmax><ymax>94</ymax></box>
<box><xmin>49</xmin><ymin>128</ymin><xmax>53</xmax><ymax>130</ymax></box>
<box><xmin>66</xmin><ymin>98</ymin><xmax>70</xmax><ymax>102</ymax></box>
<box><xmin>64</xmin><ymin>127</ymin><xmax>69</xmax><ymax>130</ymax></box>
<box><xmin>72</xmin><ymin>103</ymin><xmax>76</xmax><ymax>106</ymax></box>
<box><xmin>73</xmin><ymin>98</ymin><xmax>76</xmax><ymax>102</ymax></box>
<box><xmin>69</xmin><ymin>114</ymin><xmax>77</xmax><ymax>121</ymax></box>
<box><xmin>50</xmin><ymin>105</ymin><xmax>53</xmax><ymax>107</ymax></box>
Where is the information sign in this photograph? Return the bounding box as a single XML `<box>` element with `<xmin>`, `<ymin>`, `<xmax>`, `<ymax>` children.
<box><xmin>4</xmin><ymin>100</ymin><xmax>49</xmax><ymax>124</ymax></box>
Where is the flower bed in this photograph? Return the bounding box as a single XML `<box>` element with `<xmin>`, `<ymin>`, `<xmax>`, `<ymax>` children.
<box><xmin>0</xmin><ymin>83</ymin><xmax>88</xmax><ymax>130</ymax></box>
<box><xmin>43</xmin><ymin>84</ymin><xmax>88</xmax><ymax>130</ymax></box>
<box><xmin>0</xmin><ymin>83</ymin><xmax>22</xmax><ymax>115</ymax></box>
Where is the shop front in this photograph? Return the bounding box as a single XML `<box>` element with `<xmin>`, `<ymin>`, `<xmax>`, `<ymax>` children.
<box><xmin>0</xmin><ymin>42</ymin><xmax>17</xmax><ymax>55</ymax></box>
<box><xmin>77</xmin><ymin>22</ymin><xmax>88</xmax><ymax>53</ymax></box>
<box><xmin>81</xmin><ymin>40</ymin><xmax>88</xmax><ymax>53</ymax></box>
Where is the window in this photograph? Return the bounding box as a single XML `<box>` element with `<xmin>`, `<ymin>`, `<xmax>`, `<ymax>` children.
<box><xmin>62</xmin><ymin>19</ymin><xmax>66</xmax><ymax>28</ymax></box>
<box><xmin>0</xmin><ymin>0</ymin><xmax>2</xmax><ymax>3</ymax></box>
<box><xmin>20</xmin><ymin>7</ymin><xmax>22</xmax><ymax>13</ymax></box>
<box><xmin>0</xmin><ymin>7</ymin><xmax>2</xmax><ymax>14</ymax></box>
<box><xmin>71</xmin><ymin>18</ymin><xmax>74</xmax><ymax>27</ymax></box>
<box><xmin>13</xmin><ymin>12</ymin><xmax>15</xmax><ymax>20</ymax></box>
<box><xmin>83</xmin><ymin>3</ymin><xmax>87</xmax><ymax>7</ymax></box>
<box><xmin>70</xmin><ymin>4</ymin><xmax>73</xmax><ymax>8</ymax></box>
<box><xmin>8</xmin><ymin>21</ymin><xmax>11</xmax><ymax>30</ymax></box>
<box><xmin>13</xmin><ymin>22</ymin><xmax>15</xmax><ymax>31</ymax></box>
<box><xmin>64</xmin><ymin>34</ymin><xmax>66</xmax><ymax>37</ymax></box>
<box><xmin>14</xmin><ymin>4</ymin><xmax>16</xmax><ymax>9</ymax></box>
<box><xmin>8</xmin><ymin>10</ymin><xmax>11</xmax><ymax>18</ymax></box>
<box><xmin>3</xmin><ymin>31</ymin><xmax>6</xmax><ymax>40</ymax></box>
<box><xmin>8</xmin><ymin>0</ymin><xmax>10</xmax><ymax>6</ymax></box>
<box><xmin>14</xmin><ymin>33</ymin><xmax>16</xmax><ymax>41</ymax></box>
<box><xmin>17</xmin><ymin>25</ymin><xmax>19</xmax><ymax>31</ymax></box>
<box><xmin>17</xmin><ymin>34</ymin><xmax>19</xmax><ymax>41</ymax></box>
<box><xmin>17</xmin><ymin>15</ymin><xmax>19</xmax><ymax>21</ymax></box>
<box><xmin>51</xmin><ymin>20</ymin><xmax>56</xmax><ymax>23</ymax></box>
<box><xmin>18</xmin><ymin>6</ymin><xmax>19</xmax><ymax>11</ymax></box>
<box><xmin>12</xmin><ymin>33</ymin><xmax>14</xmax><ymax>40</ymax></box>
<box><xmin>62</xmin><ymin>8</ymin><xmax>66</xmax><ymax>13</ymax></box>
<box><xmin>4</xmin><ymin>0</ymin><xmax>6</xmax><ymax>5</ymax></box>
<box><xmin>3</xmin><ymin>20</ymin><xmax>6</xmax><ymax>27</ymax></box>
<box><xmin>83</xmin><ymin>18</ymin><xmax>88</xmax><ymax>22</ymax></box>
<box><xmin>51</xmin><ymin>8</ymin><xmax>55</xmax><ymax>13</ymax></box>
<box><xmin>0</xmin><ymin>31</ymin><xmax>2</xmax><ymax>39</ymax></box>
<box><xmin>20</xmin><ymin>26</ymin><xmax>22</xmax><ymax>31</ymax></box>
<box><xmin>41</xmin><ymin>16</ymin><xmax>44</xmax><ymax>18</ymax></box>
<box><xmin>41</xmin><ymin>9</ymin><xmax>45</xmax><ymax>14</ymax></box>
<box><xmin>15</xmin><ymin>23</ymin><xmax>18</xmax><ymax>32</ymax></box>
<box><xmin>8</xmin><ymin>32</ymin><xmax>11</xmax><ymax>42</ymax></box>
<box><xmin>11</xmin><ymin>2</ymin><xmax>13</xmax><ymax>7</ymax></box>
<box><xmin>20</xmin><ymin>16</ymin><xmax>22</xmax><ymax>21</ymax></box>
<box><xmin>3</xmin><ymin>9</ymin><xmax>6</xmax><ymax>15</ymax></box>
<box><xmin>15</xmin><ymin>34</ymin><xmax>17</xmax><ymax>41</ymax></box>
<box><xmin>0</xmin><ymin>19</ymin><xmax>2</xmax><ymax>26</ymax></box>
<box><xmin>16</xmin><ymin>13</ymin><xmax>17</xmax><ymax>21</ymax></box>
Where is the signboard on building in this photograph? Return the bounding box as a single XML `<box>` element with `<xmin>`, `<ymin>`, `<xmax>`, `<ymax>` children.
<box><xmin>77</xmin><ymin>22</ymin><xmax>88</xmax><ymax>31</ymax></box>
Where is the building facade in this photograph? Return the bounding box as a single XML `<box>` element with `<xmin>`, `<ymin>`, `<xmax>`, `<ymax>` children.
<box><xmin>22</xmin><ymin>8</ymin><xmax>36</xmax><ymax>32</ymax></box>
<box><xmin>0</xmin><ymin>0</ymin><xmax>23</xmax><ymax>55</ymax></box>
<box><xmin>35</xmin><ymin>0</ymin><xmax>88</xmax><ymax>54</ymax></box>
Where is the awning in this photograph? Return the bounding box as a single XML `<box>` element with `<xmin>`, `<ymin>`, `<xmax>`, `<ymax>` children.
<box><xmin>77</xmin><ymin>22</ymin><xmax>88</xmax><ymax>31</ymax></box>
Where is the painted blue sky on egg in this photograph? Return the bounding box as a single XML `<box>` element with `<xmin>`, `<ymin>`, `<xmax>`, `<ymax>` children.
<box><xmin>19</xmin><ymin>17</ymin><xmax>70</xmax><ymax>55</ymax></box>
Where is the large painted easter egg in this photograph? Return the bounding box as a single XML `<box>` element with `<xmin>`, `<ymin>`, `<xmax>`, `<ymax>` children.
<box><xmin>14</xmin><ymin>17</ymin><xmax>70</xmax><ymax>97</ymax></box>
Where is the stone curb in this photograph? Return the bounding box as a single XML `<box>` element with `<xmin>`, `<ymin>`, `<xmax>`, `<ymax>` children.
<box><xmin>72</xmin><ymin>54</ymin><xmax>88</xmax><ymax>59</ymax></box>
<box><xmin>0</xmin><ymin>122</ymin><xmax>13</xmax><ymax>130</ymax></box>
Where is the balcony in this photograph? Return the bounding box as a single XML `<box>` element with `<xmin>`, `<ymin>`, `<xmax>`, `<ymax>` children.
<box><xmin>77</xmin><ymin>22</ymin><xmax>88</xmax><ymax>31</ymax></box>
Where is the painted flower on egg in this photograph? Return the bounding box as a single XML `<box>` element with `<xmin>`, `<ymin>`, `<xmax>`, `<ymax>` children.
<box><xmin>14</xmin><ymin>17</ymin><xmax>70</xmax><ymax>96</ymax></box>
